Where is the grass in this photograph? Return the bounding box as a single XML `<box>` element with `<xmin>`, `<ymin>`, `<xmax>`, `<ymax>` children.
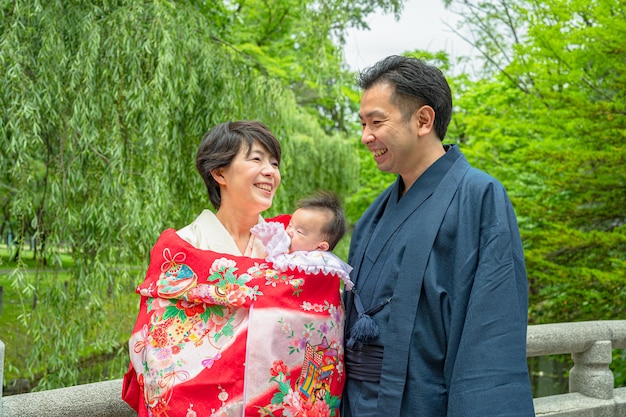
<box><xmin>0</xmin><ymin>245</ymin><xmax>141</xmax><ymax>390</ymax></box>
<box><xmin>0</xmin><ymin>246</ymin><xmax>58</xmax><ymax>382</ymax></box>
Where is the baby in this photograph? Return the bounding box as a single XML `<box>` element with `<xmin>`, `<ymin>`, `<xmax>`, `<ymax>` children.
<box><xmin>252</xmin><ymin>191</ymin><xmax>354</xmax><ymax>290</ymax></box>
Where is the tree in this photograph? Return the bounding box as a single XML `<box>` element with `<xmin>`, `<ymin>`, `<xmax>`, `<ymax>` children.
<box><xmin>0</xmin><ymin>0</ymin><xmax>361</xmax><ymax>389</ymax></box>
<box><xmin>444</xmin><ymin>0</ymin><xmax>626</xmax><ymax>324</ymax></box>
<box><xmin>222</xmin><ymin>0</ymin><xmax>404</xmax><ymax>133</ymax></box>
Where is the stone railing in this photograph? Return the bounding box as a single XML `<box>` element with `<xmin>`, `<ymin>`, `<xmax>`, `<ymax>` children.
<box><xmin>528</xmin><ymin>321</ymin><xmax>626</xmax><ymax>416</ymax></box>
<box><xmin>2</xmin><ymin>320</ymin><xmax>626</xmax><ymax>416</ymax></box>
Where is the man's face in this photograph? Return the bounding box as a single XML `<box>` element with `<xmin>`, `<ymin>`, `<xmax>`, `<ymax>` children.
<box><xmin>359</xmin><ymin>82</ymin><xmax>420</xmax><ymax>176</ymax></box>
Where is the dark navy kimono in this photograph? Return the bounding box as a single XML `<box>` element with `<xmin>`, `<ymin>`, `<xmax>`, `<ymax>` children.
<box><xmin>342</xmin><ymin>145</ymin><xmax>535</xmax><ymax>416</ymax></box>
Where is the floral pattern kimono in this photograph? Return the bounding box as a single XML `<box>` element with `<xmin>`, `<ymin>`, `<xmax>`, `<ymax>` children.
<box><xmin>122</xmin><ymin>213</ymin><xmax>346</xmax><ymax>417</ymax></box>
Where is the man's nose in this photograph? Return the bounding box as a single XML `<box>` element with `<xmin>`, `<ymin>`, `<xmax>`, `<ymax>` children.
<box><xmin>361</xmin><ymin>128</ymin><xmax>375</xmax><ymax>144</ymax></box>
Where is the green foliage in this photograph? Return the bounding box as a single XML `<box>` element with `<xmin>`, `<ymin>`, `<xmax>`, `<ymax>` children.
<box><xmin>269</xmin><ymin>112</ymin><xmax>360</xmax><ymax>216</ymax></box>
<box><xmin>345</xmin><ymin>145</ymin><xmax>396</xmax><ymax>225</ymax></box>
<box><xmin>0</xmin><ymin>246</ymin><xmax>139</xmax><ymax>386</ymax></box>
<box><xmin>222</xmin><ymin>0</ymin><xmax>404</xmax><ymax>134</ymax></box>
<box><xmin>446</xmin><ymin>0</ymin><xmax>626</xmax><ymax>327</ymax></box>
<box><xmin>0</xmin><ymin>0</ymin><xmax>360</xmax><ymax>390</ymax></box>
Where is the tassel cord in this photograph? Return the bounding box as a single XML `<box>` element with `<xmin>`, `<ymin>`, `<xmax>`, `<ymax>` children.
<box><xmin>347</xmin><ymin>290</ymin><xmax>392</xmax><ymax>348</ymax></box>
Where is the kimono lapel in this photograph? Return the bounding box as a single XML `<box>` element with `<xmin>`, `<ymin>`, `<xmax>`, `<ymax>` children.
<box><xmin>377</xmin><ymin>151</ymin><xmax>471</xmax><ymax>417</ymax></box>
<box><xmin>176</xmin><ymin>210</ymin><xmax>267</xmax><ymax>257</ymax></box>
<box><xmin>365</xmin><ymin>175</ymin><xmax>440</xmax><ymax>265</ymax></box>
<box><xmin>348</xmin><ymin>175</ymin><xmax>436</xmax><ymax>284</ymax></box>
<box><xmin>346</xmin><ymin>186</ymin><xmax>391</xmax><ymax>282</ymax></box>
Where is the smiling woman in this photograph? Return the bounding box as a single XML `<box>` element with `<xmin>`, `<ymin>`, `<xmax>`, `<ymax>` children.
<box><xmin>122</xmin><ymin>121</ymin><xmax>347</xmax><ymax>417</ymax></box>
<box><xmin>194</xmin><ymin>121</ymin><xmax>282</xmax><ymax>228</ymax></box>
<box><xmin>123</xmin><ymin>121</ymin><xmax>283</xmax><ymax>414</ymax></box>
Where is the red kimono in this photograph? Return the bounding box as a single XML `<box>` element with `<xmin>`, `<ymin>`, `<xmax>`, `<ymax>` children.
<box><xmin>123</xmin><ymin>221</ymin><xmax>345</xmax><ymax>417</ymax></box>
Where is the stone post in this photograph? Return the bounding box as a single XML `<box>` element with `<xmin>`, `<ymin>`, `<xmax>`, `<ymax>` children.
<box><xmin>569</xmin><ymin>340</ymin><xmax>614</xmax><ymax>399</ymax></box>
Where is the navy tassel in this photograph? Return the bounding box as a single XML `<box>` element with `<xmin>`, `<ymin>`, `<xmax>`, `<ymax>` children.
<box><xmin>350</xmin><ymin>313</ymin><xmax>380</xmax><ymax>343</ymax></box>
<box><xmin>347</xmin><ymin>291</ymin><xmax>391</xmax><ymax>348</ymax></box>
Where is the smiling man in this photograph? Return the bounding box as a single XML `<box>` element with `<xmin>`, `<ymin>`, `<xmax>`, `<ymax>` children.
<box><xmin>342</xmin><ymin>55</ymin><xmax>535</xmax><ymax>417</ymax></box>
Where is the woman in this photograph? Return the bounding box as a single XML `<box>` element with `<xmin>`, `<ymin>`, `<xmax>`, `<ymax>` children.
<box><xmin>123</xmin><ymin>121</ymin><xmax>345</xmax><ymax>417</ymax></box>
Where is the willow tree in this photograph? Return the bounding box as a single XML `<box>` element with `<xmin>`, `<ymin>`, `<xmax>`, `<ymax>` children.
<box><xmin>224</xmin><ymin>0</ymin><xmax>404</xmax><ymax>133</ymax></box>
<box><xmin>444</xmin><ymin>0</ymin><xmax>626</xmax><ymax>324</ymax></box>
<box><xmin>0</xmin><ymin>0</ymin><xmax>360</xmax><ymax>389</ymax></box>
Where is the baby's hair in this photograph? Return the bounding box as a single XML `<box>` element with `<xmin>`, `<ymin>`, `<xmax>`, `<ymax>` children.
<box><xmin>296</xmin><ymin>191</ymin><xmax>347</xmax><ymax>251</ymax></box>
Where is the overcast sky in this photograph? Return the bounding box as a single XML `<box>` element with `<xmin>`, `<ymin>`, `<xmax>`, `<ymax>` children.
<box><xmin>343</xmin><ymin>0</ymin><xmax>475</xmax><ymax>71</ymax></box>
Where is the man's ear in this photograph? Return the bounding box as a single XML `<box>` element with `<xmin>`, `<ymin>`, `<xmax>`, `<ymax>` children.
<box><xmin>210</xmin><ymin>169</ymin><xmax>226</xmax><ymax>185</ymax></box>
<box><xmin>415</xmin><ymin>105</ymin><xmax>435</xmax><ymax>136</ymax></box>
<box><xmin>317</xmin><ymin>241</ymin><xmax>330</xmax><ymax>251</ymax></box>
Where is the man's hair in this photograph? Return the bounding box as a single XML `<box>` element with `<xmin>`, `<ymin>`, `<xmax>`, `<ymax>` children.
<box><xmin>296</xmin><ymin>191</ymin><xmax>347</xmax><ymax>251</ymax></box>
<box><xmin>196</xmin><ymin>121</ymin><xmax>281</xmax><ymax>210</ymax></box>
<box><xmin>357</xmin><ymin>55</ymin><xmax>453</xmax><ymax>140</ymax></box>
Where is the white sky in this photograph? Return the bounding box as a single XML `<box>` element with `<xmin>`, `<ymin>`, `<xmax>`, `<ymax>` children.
<box><xmin>343</xmin><ymin>0</ymin><xmax>476</xmax><ymax>72</ymax></box>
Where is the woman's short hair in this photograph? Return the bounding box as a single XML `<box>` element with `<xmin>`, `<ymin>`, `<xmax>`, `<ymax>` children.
<box><xmin>196</xmin><ymin>121</ymin><xmax>281</xmax><ymax>209</ymax></box>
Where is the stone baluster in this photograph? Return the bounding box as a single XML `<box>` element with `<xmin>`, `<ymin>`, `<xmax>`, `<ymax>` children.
<box><xmin>569</xmin><ymin>340</ymin><xmax>614</xmax><ymax>400</ymax></box>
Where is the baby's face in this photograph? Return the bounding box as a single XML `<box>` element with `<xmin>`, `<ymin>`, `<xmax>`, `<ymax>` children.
<box><xmin>286</xmin><ymin>208</ymin><xmax>330</xmax><ymax>252</ymax></box>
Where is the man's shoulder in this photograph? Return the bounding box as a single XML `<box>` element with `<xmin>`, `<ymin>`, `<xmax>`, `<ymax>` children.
<box><xmin>462</xmin><ymin>166</ymin><xmax>506</xmax><ymax>191</ymax></box>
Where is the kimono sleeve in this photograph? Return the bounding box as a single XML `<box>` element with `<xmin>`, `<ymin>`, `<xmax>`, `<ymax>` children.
<box><xmin>447</xmin><ymin>185</ymin><xmax>534</xmax><ymax>416</ymax></box>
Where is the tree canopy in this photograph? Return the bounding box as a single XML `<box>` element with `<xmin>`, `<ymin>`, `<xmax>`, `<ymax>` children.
<box><xmin>444</xmin><ymin>0</ymin><xmax>626</xmax><ymax>324</ymax></box>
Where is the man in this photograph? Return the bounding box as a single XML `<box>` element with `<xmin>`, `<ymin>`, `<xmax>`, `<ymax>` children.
<box><xmin>342</xmin><ymin>55</ymin><xmax>535</xmax><ymax>416</ymax></box>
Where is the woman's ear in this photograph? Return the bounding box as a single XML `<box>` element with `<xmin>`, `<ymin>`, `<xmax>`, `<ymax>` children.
<box><xmin>210</xmin><ymin>169</ymin><xmax>226</xmax><ymax>185</ymax></box>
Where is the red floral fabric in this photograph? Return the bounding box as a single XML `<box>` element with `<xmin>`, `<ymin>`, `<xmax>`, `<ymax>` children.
<box><xmin>122</xmin><ymin>226</ymin><xmax>345</xmax><ymax>417</ymax></box>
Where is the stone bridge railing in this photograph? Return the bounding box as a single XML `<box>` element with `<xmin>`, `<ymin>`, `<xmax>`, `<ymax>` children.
<box><xmin>528</xmin><ymin>320</ymin><xmax>626</xmax><ymax>416</ymax></box>
<box><xmin>2</xmin><ymin>320</ymin><xmax>626</xmax><ymax>416</ymax></box>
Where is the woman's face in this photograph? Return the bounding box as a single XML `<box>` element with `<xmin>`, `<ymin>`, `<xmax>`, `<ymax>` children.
<box><xmin>215</xmin><ymin>140</ymin><xmax>281</xmax><ymax>214</ymax></box>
